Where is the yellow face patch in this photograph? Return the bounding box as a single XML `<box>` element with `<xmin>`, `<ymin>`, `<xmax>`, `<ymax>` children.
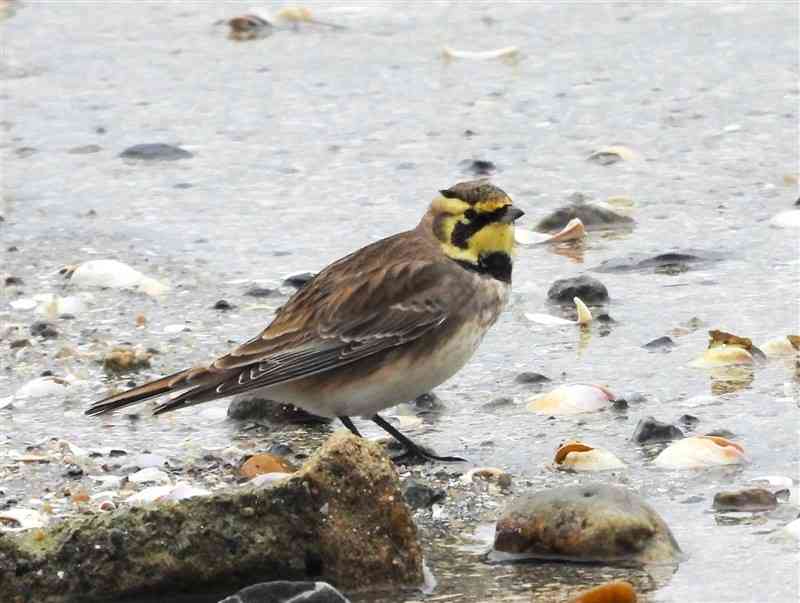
<box><xmin>434</xmin><ymin>210</ymin><xmax>516</xmax><ymax>264</ymax></box>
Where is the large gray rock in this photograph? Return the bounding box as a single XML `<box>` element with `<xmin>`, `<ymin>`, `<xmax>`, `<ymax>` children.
<box><xmin>0</xmin><ymin>434</ymin><xmax>422</xmax><ymax>603</ymax></box>
<box><xmin>494</xmin><ymin>484</ymin><xmax>682</xmax><ymax>565</ymax></box>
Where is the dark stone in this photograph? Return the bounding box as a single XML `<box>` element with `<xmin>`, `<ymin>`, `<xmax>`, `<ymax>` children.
<box><xmin>547</xmin><ymin>275</ymin><xmax>609</xmax><ymax>304</ymax></box>
<box><xmin>119</xmin><ymin>143</ymin><xmax>193</xmax><ymax>161</ymax></box>
<box><xmin>591</xmin><ymin>250</ymin><xmax>723</xmax><ymax>274</ymax></box>
<box><xmin>402</xmin><ymin>479</ymin><xmax>446</xmax><ymax>509</ymax></box>
<box><xmin>412</xmin><ymin>393</ymin><xmax>444</xmax><ymax>412</ymax></box>
<box><xmin>611</xmin><ymin>399</ymin><xmax>629</xmax><ymax>411</ymax></box>
<box><xmin>64</xmin><ymin>464</ymin><xmax>84</xmax><ymax>478</ymax></box>
<box><xmin>795</xmin><ymin>196</ymin><xmax>799</xmax><ymax>207</ymax></box>
<box><xmin>481</xmin><ymin>397</ymin><xmax>514</xmax><ymax>410</ymax></box>
<box><xmin>213</xmin><ymin>299</ymin><xmax>235</xmax><ymax>311</ymax></box>
<box><xmin>677</xmin><ymin>414</ymin><xmax>700</xmax><ymax>429</ymax></box>
<box><xmin>30</xmin><ymin>321</ymin><xmax>58</xmax><ymax>339</ymax></box>
<box><xmin>4</xmin><ymin>276</ymin><xmax>23</xmax><ymax>286</ymax></box>
<box><xmin>632</xmin><ymin>416</ymin><xmax>683</xmax><ymax>443</ymax></box>
<box><xmin>283</xmin><ymin>272</ymin><xmax>315</xmax><ymax>288</ymax></box>
<box><xmin>643</xmin><ymin>336</ymin><xmax>675</xmax><ymax>351</ymax></box>
<box><xmin>68</xmin><ymin>144</ymin><xmax>102</xmax><ymax>154</ymax></box>
<box><xmin>459</xmin><ymin>159</ymin><xmax>496</xmax><ymax>176</ymax></box>
<box><xmin>494</xmin><ymin>483</ymin><xmax>682</xmax><ymax>564</ymax></box>
<box><xmin>219</xmin><ymin>581</ymin><xmax>350</xmax><ymax>603</ymax></box>
<box><xmin>514</xmin><ymin>372</ymin><xmax>551</xmax><ymax>385</ymax></box>
<box><xmin>227</xmin><ymin>397</ymin><xmax>330</xmax><ymax>425</ymax></box>
<box><xmin>713</xmin><ymin>488</ymin><xmax>778</xmax><ymax>512</ymax></box>
<box><xmin>535</xmin><ymin>203</ymin><xmax>634</xmax><ymax>232</ymax></box>
<box><xmin>463</xmin><ymin>129</ymin><xmax>477</xmax><ymax>137</ymax></box>
<box><xmin>705</xmin><ymin>428</ymin><xmax>735</xmax><ymax>439</ymax></box>
<box><xmin>9</xmin><ymin>339</ymin><xmax>30</xmax><ymax>349</ymax></box>
<box><xmin>15</xmin><ymin>147</ymin><xmax>37</xmax><ymax>158</ymax></box>
<box><xmin>244</xmin><ymin>287</ymin><xmax>276</xmax><ymax>298</ymax></box>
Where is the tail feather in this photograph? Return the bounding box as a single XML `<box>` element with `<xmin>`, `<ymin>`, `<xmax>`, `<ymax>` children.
<box><xmin>84</xmin><ymin>367</ymin><xmax>214</xmax><ymax>416</ymax></box>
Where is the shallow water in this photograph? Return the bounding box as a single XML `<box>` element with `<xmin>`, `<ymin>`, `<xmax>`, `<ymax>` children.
<box><xmin>1</xmin><ymin>2</ymin><xmax>798</xmax><ymax>602</ymax></box>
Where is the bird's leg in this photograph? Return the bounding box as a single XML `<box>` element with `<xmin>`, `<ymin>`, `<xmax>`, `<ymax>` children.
<box><xmin>339</xmin><ymin>416</ymin><xmax>362</xmax><ymax>437</ymax></box>
<box><xmin>371</xmin><ymin>414</ymin><xmax>466</xmax><ymax>464</ymax></box>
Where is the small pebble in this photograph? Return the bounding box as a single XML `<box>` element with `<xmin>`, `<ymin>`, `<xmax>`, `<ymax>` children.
<box><xmin>30</xmin><ymin>321</ymin><xmax>58</xmax><ymax>339</ymax></box>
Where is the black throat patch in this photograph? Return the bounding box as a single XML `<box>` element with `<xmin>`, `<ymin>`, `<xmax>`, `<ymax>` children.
<box><xmin>455</xmin><ymin>252</ymin><xmax>512</xmax><ymax>283</ymax></box>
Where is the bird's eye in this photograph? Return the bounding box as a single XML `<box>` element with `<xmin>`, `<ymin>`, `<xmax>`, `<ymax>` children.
<box><xmin>464</xmin><ymin>209</ymin><xmax>477</xmax><ymax>220</ymax></box>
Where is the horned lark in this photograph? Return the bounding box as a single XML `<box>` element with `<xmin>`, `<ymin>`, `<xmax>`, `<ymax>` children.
<box><xmin>86</xmin><ymin>179</ymin><xmax>524</xmax><ymax>462</ymax></box>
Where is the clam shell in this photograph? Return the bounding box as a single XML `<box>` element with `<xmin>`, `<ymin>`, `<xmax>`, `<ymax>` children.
<box><xmin>554</xmin><ymin>441</ymin><xmax>625</xmax><ymax>472</ymax></box>
<box><xmin>689</xmin><ymin>345</ymin><xmax>753</xmax><ymax>368</ymax></box>
<box><xmin>654</xmin><ymin>435</ymin><xmax>747</xmax><ymax>468</ymax></box>
<box><xmin>527</xmin><ymin>384</ymin><xmax>614</xmax><ymax>416</ymax></box>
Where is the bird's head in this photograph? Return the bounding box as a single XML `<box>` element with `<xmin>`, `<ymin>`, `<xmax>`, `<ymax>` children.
<box><xmin>427</xmin><ymin>179</ymin><xmax>523</xmax><ymax>281</ymax></box>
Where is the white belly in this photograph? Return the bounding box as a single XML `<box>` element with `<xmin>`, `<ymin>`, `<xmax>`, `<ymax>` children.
<box><xmin>234</xmin><ymin>321</ymin><xmax>490</xmax><ymax>418</ymax></box>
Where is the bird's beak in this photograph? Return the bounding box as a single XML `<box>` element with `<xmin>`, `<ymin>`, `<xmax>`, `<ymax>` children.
<box><xmin>501</xmin><ymin>206</ymin><xmax>525</xmax><ymax>223</ymax></box>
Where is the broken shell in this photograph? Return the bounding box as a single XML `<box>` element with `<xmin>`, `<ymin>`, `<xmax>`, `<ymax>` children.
<box><xmin>460</xmin><ymin>467</ymin><xmax>512</xmax><ymax>488</ymax></box>
<box><xmin>515</xmin><ymin>218</ymin><xmax>586</xmax><ymax>246</ymax></box>
<box><xmin>68</xmin><ymin>259</ymin><xmax>169</xmax><ymax>297</ymax></box>
<box><xmin>574</xmin><ymin>297</ymin><xmax>592</xmax><ymax>325</ymax></box>
<box><xmin>9</xmin><ymin>298</ymin><xmax>37</xmax><ymax>310</ymax></box>
<box><xmin>164</xmin><ymin>482</ymin><xmax>211</xmax><ymax>502</ymax></box>
<box><xmin>554</xmin><ymin>441</ymin><xmax>625</xmax><ymax>472</ymax></box>
<box><xmin>0</xmin><ymin>508</ymin><xmax>48</xmax><ymax>532</ymax></box>
<box><xmin>654</xmin><ymin>436</ymin><xmax>747</xmax><ymax>469</ymax></box>
<box><xmin>587</xmin><ymin>145</ymin><xmax>637</xmax><ymax>165</ymax></box>
<box><xmin>527</xmin><ymin>384</ymin><xmax>615</xmax><ymax>416</ymax></box>
<box><xmin>33</xmin><ymin>293</ymin><xmax>91</xmax><ymax>318</ymax></box>
<box><xmin>525</xmin><ymin>313</ymin><xmax>576</xmax><ymax>326</ymax></box>
<box><xmin>442</xmin><ymin>46</ymin><xmax>520</xmax><ymax>61</ymax></box>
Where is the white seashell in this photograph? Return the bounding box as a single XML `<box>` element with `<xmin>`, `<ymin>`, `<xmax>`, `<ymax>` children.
<box><xmin>163</xmin><ymin>482</ymin><xmax>211</xmax><ymax>501</ymax></box>
<box><xmin>32</xmin><ymin>293</ymin><xmax>91</xmax><ymax>318</ymax></box>
<box><xmin>129</xmin><ymin>467</ymin><xmax>171</xmax><ymax>485</ymax></box>
<box><xmin>654</xmin><ymin>436</ymin><xmax>748</xmax><ymax>469</ymax></box>
<box><xmin>88</xmin><ymin>475</ymin><xmax>124</xmax><ymax>488</ymax></box>
<box><xmin>574</xmin><ymin>297</ymin><xmax>592</xmax><ymax>325</ymax></box>
<box><xmin>761</xmin><ymin>336</ymin><xmax>799</xmax><ymax>358</ymax></box>
<box><xmin>515</xmin><ymin>218</ymin><xmax>586</xmax><ymax>246</ymax></box>
<box><xmin>125</xmin><ymin>485</ymin><xmax>174</xmax><ymax>506</ymax></box>
<box><xmin>514</xmin><ymin>229</ymin><xmax>551</xmax><ymax>245</ymax></box>
<box><xmin>15</xmin><ymin>377</ymin><xmax>70</xmax><ymax>399</ymax></box>
<box><xmin>0</xmin><ymin>508</ymin><xmax>48</xmax><ymax>532</ymax></box>
<box><xmin>588</xmin><ymin>145</ymin><xmax>638</xmax><ymax>163</ymax></box>
<box><xmin>442</xmin><ymin>46</ymin><xmax>520</xmax><ymax>61</ymax></box>
<box><xmin>524</xmin><ymin>313</ymin><xmax>576</xmax><ymax>326</ymax></box>
<box><xmin>9</xmin><ymin>298</ymin><xmax>37</xmax><ymax>310</ymax></box>
<box><xmin>163</xmin><ymin>324</ymin><xmax>187</xmax><ymax>334</ymax></box>
<box><xmin>70</xmin><ymin>259</ymin><xmax>169</xmax><ymax>297</ymax></box>
<box><xmin>0</xmin><ymin>396</ymin><xmax>13</xmax><ymax>410</ymax></box>
<box><xmin>689</xmin><ymin>345</ymin><xmax>753</xmax><ymax>368</ymax></box>
<box><xmin>247</xmin><ymin>472</ymin><xmax>293</xmax><ymax>488</ymax></box>
<box><xmin>770</xmin><ymin>210</ymin><xmax>800</xmax><ymax>229</ymax></box>
<box><xmin>527</xmin><ymin>384</ymin><xmax>614</xmax><ymax>415</ymax></box>
<box><xmin>554</xmin><ymin>442</ymin><xmax>625</xmax><ymax>472</ymax></box>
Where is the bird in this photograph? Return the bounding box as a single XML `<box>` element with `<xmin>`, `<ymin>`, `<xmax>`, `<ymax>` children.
<box><xmin>86</xmin><ymin>179</ymin><xmax>524</xmax><ymax>463</ymax></box>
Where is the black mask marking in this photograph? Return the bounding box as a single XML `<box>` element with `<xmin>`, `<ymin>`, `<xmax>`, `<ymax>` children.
<box><xmin>451</xmin><ymin>206</ymin><xmax>510</xmax><ymax>249</ymax></box>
